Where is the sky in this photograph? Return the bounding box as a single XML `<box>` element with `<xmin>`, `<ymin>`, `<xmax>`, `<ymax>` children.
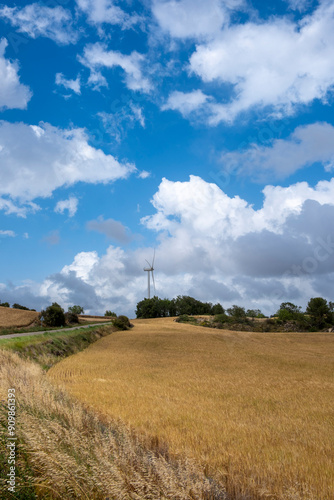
<box><xmin>0</xmin><ymin>0</ymin><xmax>334</xmax><ymax>317</ymax></box>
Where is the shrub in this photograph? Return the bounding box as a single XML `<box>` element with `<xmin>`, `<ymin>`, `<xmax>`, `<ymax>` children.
<box><xmin>176</xmin><ymin>315</ymin><xmax>190</xmax><ymax>322</ymax></box>
<box><xmin>65</xmin><ymin>312</ymin><xmax>79</xmax><ymax>324</ymax></box>
<box><xmin>214</xmin><ymin>313</ymin><xmax>228</xmax><ymax>323</ymax></box>
<box><xmin>0</xmin><ymin>301</ymin><xmax>10</xmax><ymax>307</ymax></box>
<box><xmin>113</xmin><ymin>315</ymin><xmax>131</xmax><ymax>330</ymax></box>
<box><xmin>41</xmin><ymin>303</ymin><xmax>66</xmax><ymax>327</ymax></box>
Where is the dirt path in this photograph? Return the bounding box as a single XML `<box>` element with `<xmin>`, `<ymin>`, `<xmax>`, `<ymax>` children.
<box><xmin>0</xmin><ymin>322</ymin><xmax>113</xmax><ymax>340</ymax></box>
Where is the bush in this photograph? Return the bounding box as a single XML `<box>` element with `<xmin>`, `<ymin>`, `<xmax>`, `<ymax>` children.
<box><xmin>65</xmin><ymin>312</ymin><xmax>79</xmax><ymax>324</ymax></box>
<box><xmin>176</xmin><ymin>314</ymin><xmax>190</xmax><ymax>322</ymax></box>
<box><xmin>0</xmin><ymin>301</ymin><xmax>10</xmax><ymax>307</ymax></box>
<box><xmin>41</xmin><ymin>303</ymin><xmax>66</xmax><ymax>327</ymax></box>
<box><xmin>113</xmin><ymin>315</ymin><xmax>131</xmax><ymax>330</ymax></box>
<box><xmin>214</xmin><ymin>313</ymin><xmax>228</xmax><ymax>323</ymax></box>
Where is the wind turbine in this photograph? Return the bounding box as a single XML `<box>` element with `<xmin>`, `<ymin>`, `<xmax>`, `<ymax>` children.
<box><xmin>143</xmin><ymin>250</ymin><xmax>156</xmax><ymax>299</ymax></box>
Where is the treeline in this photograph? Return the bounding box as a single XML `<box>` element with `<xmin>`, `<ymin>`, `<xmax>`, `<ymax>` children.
<box><xmin>0</xmin><ymin>301</ymin><xmax>36</xmax><ymax>311</ymax></box>
<box><xmin>136</xmin><ymin>296</ymin><xmax>334</xmax><ymax>330</ymax></box>
<box><xmin>136</xmin><ymin>295</ymin><xmax>225</xmax><ymax>319</ymax></box>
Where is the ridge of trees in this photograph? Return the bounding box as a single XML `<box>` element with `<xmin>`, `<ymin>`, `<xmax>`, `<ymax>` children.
<box><xmin>136</xmin><ymin>296</ymin><xmax>334</xmax><ymax>331</ymax></box>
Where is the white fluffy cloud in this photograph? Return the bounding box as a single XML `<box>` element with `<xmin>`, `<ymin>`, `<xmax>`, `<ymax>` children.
<box><xmin>0</xmin><ymin>3</ymin><xmax>78</xmax><ymax>45</ymax></box>
<box><xmin>54</xmin><ymin>197</ymin><xmax>79</xmax><ymax>217</ymax></box>
<box><xmin>220</xmin><ymin>122</ymin><xmax>334</xmax><ymax>181</ymax></box>
<box><xmin>55</xmin><ymin>73</ymin><xmax>81</xmax><ymax>95</ymax></box>
<box><xmin>0</xmin><ymin>120</ymin><xmax>136</xmax><ymax>213</ymax></box>
<box><xmin>0</xmin><ymin>38</ymin><xmax>32</xmax><ymax>110</ymax></box>
<box><xmin>160</xmin><ymin>1</ymin><xmax>334</xmax><ymax>123</ymax></box>
<box><xmin>162</xmin><ymin>90</ymin><xmax>212</xmax><ymax>118</ymax></box>
<box><xmin>7</xmin><ymin>174</ymin><xmax>332</xmax><ymax>317</ymax></box>
<box><xmin>76</xmin><ymin>0</ymin><xmax>140</xmax><ymax>29</ymax></box>
<box><xmin>79</xmin><ymin>43</ymin><xmax>152</xmax><ymax>92</ymax></box>
<box><xmin>152</xmin><ymin>0</ymin><xmax>235</xmax><ymax>39</ymax></box>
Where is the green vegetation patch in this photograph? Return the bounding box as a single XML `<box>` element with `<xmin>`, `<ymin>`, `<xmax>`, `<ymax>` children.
<box><xmin>0</xmin><ymin>325</ymin><xmax>116</xmax><ymax>370</ymax></box>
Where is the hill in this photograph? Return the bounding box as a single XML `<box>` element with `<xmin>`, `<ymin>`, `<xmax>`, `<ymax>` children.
<box><xmin>0</xmin><ymin>306</ymin><xmax>39</xmax><ymax>328</ymax></box>
<box><xmin>49</xmin><ymin>317</ymin><xmax>334</xmax><ymax>500</ymax></box>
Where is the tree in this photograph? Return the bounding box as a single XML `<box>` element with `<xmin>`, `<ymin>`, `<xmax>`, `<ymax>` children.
<box><xmin>41</xmin><ymin>303</ymin><xmax>66</xmax><ymax>327</ymax></box>
<box><xmin>12</xmin><ymin>303</ymin><xmax>29</xmax><ymax>310</ymax></box>
<box><xmin>276</xmin><ymin>302</ymin><xmax>301</xmax><ymax>320</ymax></box>
<box><xmin>246</xmin><ymin>309</ymin><xmax>263</xmax><ymax>318</ymax></box>
<box><xmin>0</xmin><ymin>301</ymin><xmax>10</xmax><ymax>307</ymax></box>
<box><xmin>211</xmin><ymin>303</ymin><xmax>225</xmax><ymax>315</ymax></box>
<box><xmin>227</xmin><ymin>305</ymin><xmax>247</xmax><ymax>320</ymax></box>
<box><xmin>105</xmin><ymin>311</ymin><xmax>117</xmax><ymax>317</ymax></box>
<box><xmin>136</xmin><ymin>297</ymin><xmax>165</xmax><ymax>318</ymax></box>
<box><xmin>68</xmin><ymin>305</ymin><xmax>84</xmax><ymax>315</ymax></box>
<box><xmin>306</xmin><ymin>297</ymin><xmax>332</xmax><ymax>328</ymax></box>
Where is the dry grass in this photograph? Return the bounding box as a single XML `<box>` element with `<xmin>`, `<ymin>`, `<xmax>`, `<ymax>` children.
<box><xmin>48</xmin><ymin>317</ymin><xmax>334</xmax><ymax>499</ymax></box>
<box><xmin>0</xmin><ymin>348</ymin><xmax>225</xmax><ymax>499</ymax></box>
<box><xmin>78</xmin><ymin>316</ymin><xmax>112</xmax><ymax>323</ymax></box>
<box><xmin>0</xmin><ymin>306</ymin><xmax>39</xmax><ymax>328</ymax></box>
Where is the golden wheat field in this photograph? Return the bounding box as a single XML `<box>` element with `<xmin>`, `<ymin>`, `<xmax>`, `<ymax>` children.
<box><xmin>0</xmin><ymin>305</ymin><xmax>39</xmax><ymax>328</ymax></box>
<box><xmin>48</xmin><ymin>317</ymin><xmax>334</xmax><ymax>499</ymax></box>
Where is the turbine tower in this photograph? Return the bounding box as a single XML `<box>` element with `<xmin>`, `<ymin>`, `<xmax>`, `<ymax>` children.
<box><xmin>143</xmin><ymin>250</ymin><xmax>156</xmax><ymax>299</ymax></box>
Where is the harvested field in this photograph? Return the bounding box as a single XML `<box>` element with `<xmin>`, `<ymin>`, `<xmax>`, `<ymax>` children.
<box><xmin>48</xmin><ymin>317</ymin><xmax>334</xmax><ymax>499</ymax></box>
<box><xmin>78</xmin><ymin>315</ymin><xmax>112</xmax><ymax>323</ymax></box>
<box><xmin>0</xmin><ymin>306</ymin><xmax>39</xmax><ymax>328</ymax></box>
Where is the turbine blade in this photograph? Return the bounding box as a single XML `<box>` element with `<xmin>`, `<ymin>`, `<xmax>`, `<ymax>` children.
<box><xmin>152</xmin><ymin>248</ymin><xmax>156</xmax><ymax>267</ymax></box>
<box><xmin>145</xmin><ymin>259</ymin><xmax>151</xmax><ymax>268</ymax></box>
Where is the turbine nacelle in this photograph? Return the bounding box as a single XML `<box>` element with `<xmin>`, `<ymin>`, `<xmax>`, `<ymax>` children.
<box><xmin>143</xmin><ymin>250</ymin><xmax>156</xmax><ymax>299</ymax></box>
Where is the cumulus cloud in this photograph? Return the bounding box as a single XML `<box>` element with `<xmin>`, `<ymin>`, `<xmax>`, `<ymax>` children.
<box><xmin>285</xmin><ymin>0</ymin><xmax>311</xmax><ymax>12</ymax></box>
<box><xmin>220</xmin><ymin>122</ymin><xmax>334</xmax><ymax>181</ymax></box>
<box><xmin>0</xmin><ymin>38</ymin><xmax>32</xmax><ymax>110</ymax></box>
<box><xmin>180</xmin><ymin>1</ymin><xmax>334</xmax><ymax>122</ymax></box>
<box><xmin>152</xmin><ymin>0</ymin><xmax>233</xmax><ymax>39</ymax></box>
<box><xmin>54</xmin><ymin>197</ymin><xmax>79</xmax><ymax>217</ymax></box>
<box><xmin>162</xmin><ymin>90</ymin><xmax>212</xmax><ymax>119</ymax></box>
<box><xmin>86</xmin><ymin>216</ymin><xmax>133</xmax><ymax>244</ymax></box>
<box><xmin>55</xmin><ymin>73</ymin><xmax>81</xmax><ymax>94</ymax></box>
<box><xmin>79</xmin><ymin>43</ymin><xmax>152</xmax><ymax>93</ymax></box>
<box><xmin>0</xmin><ymin>120</ymin><xmax>136</xmax><ymax>213</ymax></box>
<box><xmin>2</xmin><ymin>176</ymin><xmax>334</xmax><ymax>316</ymax></box>
<box><xmin>76</xmin><ymin>0</ymin><xmax>140</xmax><ymax>29</ymax></box>
<box><xmin>0</xmin><ymin>3</ymin><xmax>78</xmax><ymax>45</ymax></box>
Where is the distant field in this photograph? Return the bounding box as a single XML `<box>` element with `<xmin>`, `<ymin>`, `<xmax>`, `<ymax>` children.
<box><xmin>48</xmin><ymin>317</ymin><xmax>334</xmax><ymax>499</ymax></box>
<box><xmin>78</xmin><ymin>315</ymin><xmax>112</xmax><ymax>323</ymax></box>
<box><xmin>0</xmin><ymin>306</ymin><xmax>39</xmax><ymax>328</ymax></box>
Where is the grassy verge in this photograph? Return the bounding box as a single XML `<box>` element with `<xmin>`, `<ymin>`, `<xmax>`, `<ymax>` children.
<box><xmin>0</xmin><ymin>325</ymin><xmax>115</xmax><ymax>370</ymax></box>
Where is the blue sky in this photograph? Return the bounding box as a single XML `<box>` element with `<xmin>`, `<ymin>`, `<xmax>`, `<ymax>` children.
<box><xmin>1</xmin><ymin>0</ymin><xmax>334</xmax><ymax>316</ymax></box>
